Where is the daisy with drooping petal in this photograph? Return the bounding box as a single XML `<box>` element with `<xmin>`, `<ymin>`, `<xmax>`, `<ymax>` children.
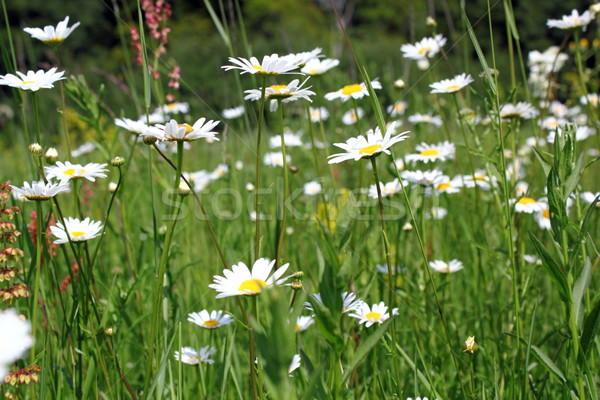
<box><xmin>114</xmin><ymin>117</ymin><xmax>154</xmax><ymax>136</ymax></box>
<box><xmin>405</xmin><ymin>141</ymin><xmax>455</xmax><ymax>164</ymax></box>
<box><xmin>288</xmin><ymin>354</ymin><xmax>301</xmax><ymax>376</ymax></box>
<box><xmin>187</xmin><ymin>310</ymin><xmax>233</xmax><ymax>329</ymax></box>
<box><xmin>387</xmin><ymin>101</ymin><xmax>408</xmax><ymax>117</ymax></box>
<box><xmin>429</xmin><ymin>73</ymin><xmax>474</xmax><ymax>94</ymax></box>
<box><xmin>499</xmin><ymin>102</ymin><xmax>539</xmax><ymax>120</ymax></box>
<box><xmin>304</xmin><ymin>291</ymin><xmax>364</xmax><ymax>314</ymax></box>
<box><xmin>263</xmin><ymin>152</ymin><xmax>291</xmax><ymax>167</ymax></box>
<box><xmin>301</xmin><ymin>58</ymin><xmax>340</xmax><ymax>75</ymax></box>
<box><xmin>295</xmin><ymin>316</ymin><xmax>314</xmax><ymax>332</ymax></box>
<box><xmin>408</xmin><ymin>113</ymin><xmax>443</xmax><ymax>127</ymax></box>
<box><xmin>10</xmin><ymin>180</ymin><xmax>70</xmax><ymax>201</ymax></box>
<box><xmin>309</xmin><ymin>106</ymin><xmax>329</xmax><ymax>122</ymax></box>
<box><xmin>144</xmin><ymin>118</ymin><xmax>220</xmax><ymax>142</ymax></box>
<box><xmin>429</xmin><ymin>259</ymin><xmax>464</xmax><ymax>273</ymax></box>
<box><xmin>50</xmin><ymin>217</ymin><xmax>103</xmax><ymax>244</ymax></box>
<box><xmin>547</xmin><ymin>9</ymin><xmax>595</xmax><ymax>30</ymax></box>
<box><xmin>23</xmin><ymin>16</ymin><xmax>80</xmax><ymax>45</ymax></box>
<box><xmin>349</xmin><ymin>302</ymin><xmax>396</xmax><ymax>327</ymax></box>
<box><xmin>222</xmin><ymin>54</ymin><xmax>299</xmax><ymax>75</ymax></box>
<box><xmin>328</xmin><ymin>122</ymin><xmax>409</xmax><ymax>164</ymax></box>
<box><xmin>401</xmin><ymin>169</ymin><xmax>445</xmax><ymax>188</ymax></box>
<box><xmin>0</xmin><ymin>309</ymin><xmax>34</xmax><ymax>381</ymax></box>
<box><xmin>324</xmin><ymin>80</ymin><xmax>382</xmax><ymax>102</ymax></box>
<box><xmin>208</xmin><ymin>258</ymin><xmax>290</xmax><ymax>298</ymax></box>
<box><xmin>0</xmin><ymin>68</ymin><xmax>65</xmax><ymax>91</ymax></box>
<box><xmin>342</xmin><ymin>107</ymin><xmax>365</xmax><ymax>125</ymax></box>
<box><xmin>283</xmin><ymin>47</ymin><xmax>323</xmax><ymax>66</ymax></box>
<box><xmin>174</xmin><ymin>345</ymin><xmax>217</xmax><ymax>365</ymax></box>
<box><xmin>368</xmin><ymin>178</ymin><xmax>404</xmax><ymax>199</ymax></box>
<box><xmin>244</xmin><ymin>79</ymin><xmax>315</xmax><ymax>112</ymax></box>
<box><xmin>44</xmin><ymin>161</ymin><xmax>108</xmax><ymax>184</ymax></box>
<box><xmin>222</xmin><ymin>105</ymin><xmax>245</xmax><ymax>119</ymax></box>
<box><xmin>303</xmin><ymin>181</ymin><xmax>322</xmax><ymax>196</ymax></box>
<box><xmin>511</xmin><ymin>196</ymin><xmax>545</xmax><ymax>214</ymax></box>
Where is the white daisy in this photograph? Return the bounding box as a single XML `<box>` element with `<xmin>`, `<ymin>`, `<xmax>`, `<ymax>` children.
<box><xmin>0</xmin><ymin>68</ymin><xmax>65</xmax><ymax>91</ymax></box>
<box><xmin>303</xmin><ymin>181</ymin><xmax>322</xmax><ymax>196</ymax></box>
<box><xmin>263</xmin><ymin>151</ymin><xmax>291</xmax><ymax>167</ymax></box>
<box><xmin>114</xmin><ymin>117</ymin><xmax>153</xmax><ymax>136</ymax></box>
<box><xmin>376</xmin><ymin>264</ymin><xmax>403</xmax><ymax>275</ymax></box>
<box><xmin>461</xmin><ymin>169</ymin><xmax>496</xmax><ymax>190</ymax></box>
<box><xmin>283</xmin><ymin>48</ymin><xmax>323</xmax><ymax>67</ymax></box>
<box><xmin>499</xmin><ymin>102</ymin><xmax>539</xmax><ymax>120</ymax></box>
<box><xmin>528</xmin><ymin>47</ymin><xmax>568</xmax><ymax>75</ymax></box>
<box><xmin>401</xmin><ymin>169</ymin><xmax>445</xmax><ymax>187</ymax></box>
<box><xmin>44</xmin><ymin>161</ymin><xmax>108</xmax><ymax>184</ymax></box>
<box><xmin>208</xmin><ymin>258</ymin><xmax>291</xmax><ymax>298</ymax></box>
<box><xmin>0</xmin><ymin>309</ymin><xmax>34</xmax><ymax>381</ymax></box>
<box><xmin>546</xmin><ymin>126</ymin><xmax>595</xmax><ymax>143</ymax></box>
<box><xmin>368</xmin><ymin>178</ymin><xmax>403</xmax><ymax>199</ymax></box>
<box><xmin>349</xmin><ymin>302</ymin><xmax>396</xmax><ymax>327</ymax></box>
<box><xmin>222</xmin><ymin>105</ymin><xmax>245</xmax><ymax>119</ymax></box>
<box><xmin>387</xmin><ymin>101</ymin><xmax>408</xmax><ymax>117</ymax></box>
<box><xmin>209</xmin><ymin>163</ymin><xmax>229</xmax><ymax>180</ymax></box>
<box><xmin>539</xmin><ymin>116</ymin><xmax>567</xmax><ymax>131</ymax></box>
<box><xmin>511</xmin><ymin>196</ymin><xmax>545</xmax><ymax>214</ymax></box>
<box><xmin>23</xmin><ymin>16</ymin><xmax>80</xmax><ymax>45</ymax></box>
<box><xmin>429</xmin><ymin>73</ymin><xmax>474</xmax><ymax>94</ymax></box>
<box><xmin>547</xmin><ymin>9</ymin><xmax>595</xmax><ymax>30</ymax></box>
<box><xmin>341</xmin><ymin>107</ymin><xmax>365</xmax><ymax>125</ymax></box>
<box><xmin>546</xmin><ymin>100</ymin><xmax>570</xmax><ymax>118</ymax></box>
<box><xmin>534</xmin><ymin>202</ymin><xmax>552</xmax><ymax>230</ymax></box>
<box><xmin>581</xmin><ymin>191</ymin><xmax>600</xmax><ymax>207</ymax></box>
<box><xmin>580</xmin><ymin>93</ymin><xmax>599</xmax><ymax>107</ymax></box>
<box><xmin>222</xmin><ymin>54</ymin><xmax>299</xmax><ymax>75</ymax></box>
<box><xmin>408</xmin><ymin>113</ymin><xmax>443</xmax><ymax>127</ymax></box>
<box><xmin>269</xmin><ymin>130</ymin><xmax>304</xmax><ymax>148</ymax></box>
<box><xmin>244</xmin><ymin>79</ymin><xmax>315</xmax><ymax>112</ymax></box>
<box><xmin>295</xmin><ymin>316</ymin><xmax>314</xmax><ymax>332</ymax></box>
<box><xmin>159</xmin><ymin>102</ymin><xmax>189</xmax><ymax>115</ymax></box>
<box><xmin>288</xmin><ymin>354</ymin><xmax>301</xmax><ymax>376</ymax></box>
<box><xmin>400</xmin><ymin>34</ymin><xmax>447</xmax><ymax>62</ymax></box>
<box><xmin>71</xmin><ymin>142</ymin><xmax>96</xmax><ymax>158</ymax></box>
<box><xmin>309</xmin><ymin>106</ymin><xmax>329</xmax><ymax>122</ymax></box>
<box><xmin>144</xmin><ymin>118</ymin><xmax>220</xmax><ymax>142</ymax></box>
<box><xmin>425</xmin><ymin>207</ymin><xmax>448</xmax><ymax>220</ymax></box>
<box><xmin>187</xmin><ymin>310</ymin><xmax>233</xmax><ymax>329</ymax></box>
<box><xmin>328</xmin><ymin>122</ymin><xmax>409</xmax><ymax>164</ymax></box>
<box><xmin>304</xmin><ymin>291</ymin><xmax>364</xmax><ymax>314</ymax></box>
<box><xmin>405</xmin><ymin>141</ymin><xmax>455</xmax><ymax>164</ymax></box>
<box><xmin>324</xmin><ymin>79</ymin><xmax>382</xmax><ymax>102</ymax></box>
<box><xmin>10</xmin><ymin>180</ymin><xmax>70</xmax><ymax>201</ymax></box>
<box><xmin>174</xmin><ymin>345</ymin><xmax>217</xmax><ymax>365</ymax></box>
<box><xmin>429</xmin><ymin>259</ymin><xmax>464</xmax><ymax>273</ymax></box>
<box><xmin>300</xmin><ymin>58</ymin><xmax>340</xmax><ymax>75</ymax></box>
<box><xmin>50</xmin><ymin>217</ymin><xmax>103</xmax><ymax>244</ymax></box>
<box><xmin>523</xmin><ymin>254</ymin><xmax>543</xmax><ymax>265</ymax></box>
<box><xmin>433</xmin><ymin>176</ymin><xmax>463</xmax><ymax>194</ymax></box>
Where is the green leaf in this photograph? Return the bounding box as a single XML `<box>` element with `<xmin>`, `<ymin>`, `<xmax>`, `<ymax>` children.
<box><xmin>573</xmin><ymin>258</ymin><xmax>592</xmax><ymax>328</ymax></box>
<box><xmin>529</xmin><ymin>233</ymin><xmax>569</xmax><ymax>303</ymax></box>
<box><xmin>461</xmin><ymin>5</ymin><xmax>496</xmax><ymax>94</ymax></box>
<box><xmin>581</xmin><ymin>296</ymin><xmax>600</xmax><ymax>356</ymax></box>
<box><xmin>532</xmin><ymin>146</ymin><xmax>552</xmax><ymax>177</ymax></box>
<box><xmin>530</xmin><ymin>344</ymin><xmax>568</xmax><ymax>384</ymax></box>
<box><xmin>341</xmin><ymin>318</ymin><xmax>393</xmax><ymax>383</ymax></box>
<box><xmin>563</xmin><ymin>153</ymin><xmax>584</xmax><ymax>202</ymax></box>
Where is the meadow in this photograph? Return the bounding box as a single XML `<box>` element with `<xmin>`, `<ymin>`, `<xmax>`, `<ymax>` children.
<box><xmin>0</xmin><ymin>1</ymin><xmax>599</xmax><ymax>399</ymax></box>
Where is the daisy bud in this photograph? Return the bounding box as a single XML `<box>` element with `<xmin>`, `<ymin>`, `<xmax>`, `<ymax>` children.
<box><xmin>426</xmin><ymin>16</ymin><xmax>437</xmax><ymax>27</ymax></box>
<box><xmin>28</xmin><ymin>143</ymin><xmax>43</xmax><ymax>156</ymax></box>
<box><xmin>479</xmin><ymin>68</ymin><xmax>499</xmax><ymax>78</ymax></box>
<box><xmin>235</xmin><ymin>160</ymin><xmax>244</xmax><ymax>170</ymax></box>
<box><xmin>108</xmin><ymin>182</ymin><xmax>118</xmax><ymax>193</ymax></box>
<box><xmin>178</xmin><ymin>180</ymin><xmax>192</xmax><ymax>196</ymax></box>
<box><xmin>143</xmin><ymin>135</ymin><xmax>158</xmax><ymax>145</ymax></box>
<box><xmin>245</xmin><ymin>182</ymin><xmax>255</xmax><ymax>191</ymax></box>
<box><xmin>402</xmin><ymin>222</ymin><xmax>413</xmax><ymax>231</ymax></box>
<box><xmin>45</xmin><ymin>147</ymin><xmax>58</xmax><ymax>163</ymax></box>
<box><xmin>289</xmin><ymin>165</ymin><xmax>299</xmax><ymax>173</ymax></box>
<box><xmin>463</xmin><ymin>336</ymin><xmax>478</xmax><ymax>354</ymax></box>
<box><xmin>291</xmin><ymin>271</ymin><xmax>304</xmax><ymax>279</ymax></box>
<box><xmin>393</xmin><ymin>79</ymin><xmax>406</xmax><ymax>90</ymax></box>
<box><xmin>104</xmin><ymin>327</ymin><xmax>116</xmax><ymax>336</ymax></box>
<box><xmin>111</xmin><ymin>156</ymin><xmax>125</xmax><ymax>167</ymax></box>
<box><xmin>290</xmin><ymin>281</ymin><xmax>303</xmax><ymax>290</ymax></box>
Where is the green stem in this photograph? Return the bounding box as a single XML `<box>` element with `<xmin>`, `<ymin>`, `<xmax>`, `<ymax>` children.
<box><xmin>236</xmin><ymin>297</ymin><xmax>258</xmax><ymax>400</ymax></box>
<box><xmin>30</xmin><ymin>200</ymin><xmax>44</xmax><ymax>361</ymax></box>
<box><xmin>254</xmin><ymin>76</ymin><xmax>267</xmax><ymax>262</ymax></box>
<box><xmin>275</xmin><ymin>101</ymin><xmax>289</xmax><ymax>267</ymax></box>
<box><xmin>31</xmin><ymin>92</ymin><xmax>42</xmax><ymax>146</ymax></box>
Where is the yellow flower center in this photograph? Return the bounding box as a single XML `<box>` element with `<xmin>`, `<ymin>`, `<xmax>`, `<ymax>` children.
<box><xmin>203</xmin><ymin>320</ymin><xmax>219</xmax><ymax>327</ymax></box>
<box><xmin>253</xmin><ymin>65</ymin><xmax>263</xmax><ymax>71</ymax></box>
<box><xmin>167</xmin><ymin>103</ymin><xmax>177</xmax><ymax>109</ymax></box>
<box><xmin>543</xmin><ymin>209</ymin><xmax>550</xmax><ymax>219</ymax></box>
<box><xmin>238</xmin><ymin>279</ymin><xmax>268</xmax><ymax>294</ymax></box>
<box><xmin>309</xmin><ymin>69</ymin><xmax>317</xmax><ymax>75</ymax></box>
<box><xmin>71</xmin><ymin>231</ymin><xmax>86</xmax><ymax>238</ymax></box>
<box><xmin>64</xmin><ymin>168</ymin><xmax>77</xmax><ymax>176</ymax></box>
<box><xmin>474</xmin><ymin>175</ymin><xmax>486</xmax><ymax>182</ymax></box>
<box><xmin>394</xmin><ymin>103</ymin><xmax>405</xmax><ymax>111</ymax></box>
<box><xmin>270</xmin><ymin>84</ymin><xmax>288</xmax><ymax>93</ymax></box>
<box><xmin>446</xmin><ymin>85</ymin><xmax>461</xmax><ymax>91</ymax></box>
<box><xmin>295</xmin><ymin>324</ymin><xmax>300</xmax><ymax>331</ymax></box>
<box><xmin>418</xmin><ymin>46</ymin><xmax>432</xmax><ymax>54</ymax></box>
<box><xmin>518</xmin><ymin>197</ymin><xmax>536</xmax><ymax>205</ymax></box>
<box><xmin>420</xmin><ymin>149</ymin><xmax>440</xmax><ymax>156</ymax></box>
<box><xmin>548</xmin><ymin>120</ymin><xmax>558</xmax><ymax>128</ymax></box>
<box><xmin>178</xmin><ymin>123</ymin><xmax>194</xmax><ymax>133</ymax></box>
<box><xmin>437</xmin><ymin>183</ymin><xmax>451</xmax><ymax>191</ymax></box>
<box><xmin>341</xmin><ymin>84</ymin><xmax>363</xmax><ymax>96</ymax></box>
<box><xmin>365</xmin><ymin>311</ymin><xmax>381</xmax><ymax>321</ymax></box>
<box><xmin>21</xmin><ymin>81</ymin><xmax>35</xmax><ymax>84</ymax></box>
<box><xmin>358</xmin><ymin>144</ymin><xmax>382</xmax><ymax>155</ymax></box>
<box><xmin>43</xmin><ymin>37</ymin><xmax>65</xmax><ymax>45</ymax></box>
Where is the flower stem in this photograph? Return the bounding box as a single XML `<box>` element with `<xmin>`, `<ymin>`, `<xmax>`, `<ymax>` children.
<box><xmin>30</xmin><ymin>201</ymin><xmax>43</xmax><ymax>362</ymax></box>
<box><xmin>254</xmin><ymin>76</ymin><xmax>267</xmax><ymax>262</ymax></box>
<box><xmin>275</xmin><ymin>100</ymin><xmax>289</xmax><ymax>267</ymax></box>
<box><xmin>236</xmin><ymin>297</ymin><xmax>258</xmax><ymax>400</ymax></box>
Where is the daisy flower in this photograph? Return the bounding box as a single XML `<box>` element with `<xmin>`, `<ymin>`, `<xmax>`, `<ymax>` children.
<box><xmin>511</xmin><ymin>196</ymin><xmax>545</xmax><ymax>214</ymax></box>
<box><xmin>523</xmin><ymin>254</ymin><xmax>543</xmax><ymax>265</ymax></box>
<box><xmin>10</xmin><ymin>180</ymin><xmax>70</xmax><ymax>201</ymax></box>
<box><xmin>222</xmin><ymin>54</ymin><xmax>299</xmax><ymax>75</ymax></box>
<box><xmin>539</xmin><ymin>116</ymin><xmax>566</xmax><ymax>131</ymax></box>
<box><xmin>44</xmin><ymin>161</ymin><xmax>108</xmax><ymax>184</ymax></box>
<box><xmin>581</xmin><ymin>191</ymin><xmax>600</xmax><ymax>207</ymax></box>
<box><xmin>209</xmin><ymin>163</ymin><xmax>229</xmax><ymax>180</ymax></box>
<box><xmin>115</xmin><ymin>117</ymin><xmax>152</xmax><ymax>135</ymax></box>
<box><xmin>328</xmin><ymin>122</ymin><xmax>409</xmax><ymax>164</ymax></box>
<box><xmin>432</xmin><ymin>176</ymin><xmax>463</xmax><ymax>194</ymax></box>
<box><xmin>288</xmin><ymin>354</ymin><xmax>301</xmax><ymax>376</ymax></box>
<box><xmin>303</xmin><ymin>181</ymin><xmax>322</xmax><ymax>196</ymax></box>
<box><xmin>387</xmin><ymin>101</ymin><xmax>408</xmax><ymax>117</ymax></box>
<box><xmin>23</xmin><ymin>16</ymin><xmax>80</xmax><ymax>45</ymax></box>
<box><xmin>50</xmin><ymin>217</ymin><xmax>103</xmax><ymax>244</ymax></box>
<box><xmin>400</xmin><ymin>34</ymin><xmax>447</xmax><ymax>68</ymax></box>
<box><xmin>368</xmin><ymin>178</ymin><xmax>403</xmax><ymax>199</ymax></box>
<box><xmin>534</xmin><ymin>202</ymin><xmax>551</xmax><ymax>230</ymax></box>
<box><xmin>283</xmin><ymin>47</ymin><xmax>323</xmax><ymax>66</ymax></box>
<box><xmin>269</xmin><ymin>130</ymin><xmax>304</xmax><ymax>148</ymax></box>
<box><xmin>309</xmin><ymin>106</ymin><xmax>329</xmax><ymax>122</ymax></box>
<box><xmin>263</xmin><ymin>152</ymin><xmax>291</xmax><ymax>167</ymax></box>
<box><xmin>408</xmin><ymin>113</ymin><xmax>443</xmax><ymax>127</ymax></box>
<box><xmin>295</xmin><ymin>316</ymin><xmax>314</xmax><ymax>332</ymax></box>
<box><xmin>208</xmin><ymin>258</ymin><xmax>291</xmax><ymax>298</ymax></box>
<box><xmin>342</xmin><ymin>107</ymin><xmax>365</xmax><ymax>125</ymax></box>
<box><xmin>0</xmin><ymin>68</ymin><xmax>65</xmax><ymax>91</ymax></box>
<box><xmin>405</xmin><ymin>141</ymin><xmax>455</xmax><ymax>164</ymax></box>
<box><xmin>144</xmin><ymin>118</ymin><xmax>220</xmax><ymax>142</ymax></box>
<box><xmin>187</xmin><ymin>310</ymin><xmax>233</xmax><ymax>329</ymax></box>
<box><xmin>461</xmin><ymin>169</ymin><xmax>496</xmax><ymax>190</ymax></box>
<box><xmin>349</xmin><ymin>302</ymin><xmax>396</xmax><ymax>327</ymax></box>
<box><xmin>425</xmin><ymin>207</ymin><xmax>448</xmax><ymax>220</ymax></box>
<box><xmin>528</xmin><ymin>47</ymin><xmax>568</xmax><ymax>75</ymax></box>
<box><xmin>546</xmin><ymin>126</ymin><xmax>595</xmax><ymax>143</ymax></box>
<box><xmin>580</xmin><ymin>93</ymin><xmax>599</xmax><ymax>107</ymax></box>
<box><xmin>174</xmin><ymin>345</ymin><xmax>217</xmax><ymax>365</ymax></box>
<box><xmin>71</xmin><ymin>142</ymin><xmax>96</xmax><ymax>158</ymax></box>
<box><xmin>547</xmin><ymin>9</ymin><xmax>595</xmax><ymax>30</ymax></box>
<box><xmin>301</xmin><ymin>58</ymin><xmax>340</xmax><ymax>75</ymax></box>
<box><xmin>0</xmin><ymin>309</ymin><xmax>34</xmax><ymax>381</ymax></box>
<box><xmin>429</xmin><ymin>259</ymin><xmax>464</xmax><ymax>273</ymax></box>
<box><xmin>499</xmin><ymin>102</ymin><xmax>539</xmax><ymax>120</ymax></box>
<box><xmin>304</xmin><ymin>291</ymin><xmax>364</xmax><ymax>314</ymax></box>
<box><xmin>244</xmin><ymin>79</ymin><xmax>315</xmax><ymax>112</ymax></box>
<box><xmin>401</xmin><ymin>169</ymin><xmax>445</xmax><ymax>187</ymax></box>
<box><xmin>324</xmin><ymin>79</ymin><xmax>382</xmax><ymax>102</ymax></box>
<box><xmin>222</xmin><ymin>105</ymin><xmax>245</xmax><ymax>119</ymax></box>
<box><xmin>546</xmin><ymin>100</ymin><xmax>569</xmax><ymax>118</ymax></box>
<box><xmin>160</xmin><ymin>102</ymin><xmax>189</xmax><ymax>115</ymax></box>
<box><xmin>429</xmin><ymin>73</ymin><xmax>474</xmax><ymax>94</ymax></box>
